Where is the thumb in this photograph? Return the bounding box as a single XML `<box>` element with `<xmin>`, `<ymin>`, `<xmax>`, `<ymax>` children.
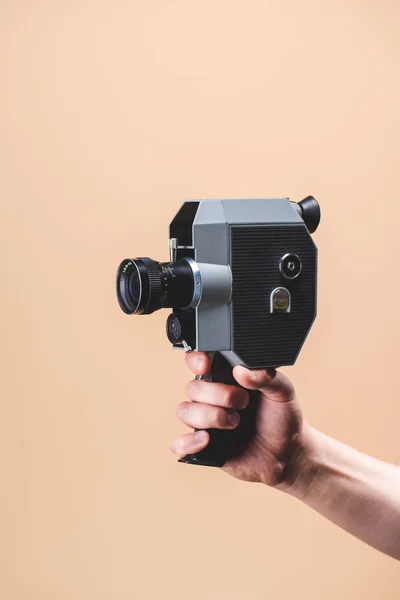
<box><xmin>232</xmin><ymin>365</ymin><xmax>295</xmax><ymax>403</ymax></box>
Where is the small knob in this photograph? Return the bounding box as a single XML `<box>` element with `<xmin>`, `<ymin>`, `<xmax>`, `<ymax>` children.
<box><xmin>166</xmin><ymin>313</ymin><xmax>183</xmax><ymax>344</ymax></box>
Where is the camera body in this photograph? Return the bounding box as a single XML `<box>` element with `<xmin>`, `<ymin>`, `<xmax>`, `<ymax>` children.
<box><xmin>168</xmin><ymin>198</ymin><xmax>318</xmax><ymax>369</ymax></box>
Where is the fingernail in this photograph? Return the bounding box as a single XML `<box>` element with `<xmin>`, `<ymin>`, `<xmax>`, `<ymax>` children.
<box><xmin>250</xmin><ymin>369</ymin><xmax>257</xmax><ymax>379</ymax></box>
<box><xmin>194</xmin><ymin>430</ymin><xmax>207</xmax><ymax>442</ymax></box>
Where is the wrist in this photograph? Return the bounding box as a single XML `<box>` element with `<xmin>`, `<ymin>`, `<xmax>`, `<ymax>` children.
<box><xmin>274</xmin><ymin>421</ymin><xmax>321</xmax><ymax>499</ymax></box>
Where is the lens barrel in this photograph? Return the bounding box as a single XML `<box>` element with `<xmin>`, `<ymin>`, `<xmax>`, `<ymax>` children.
<box><xmin>116</xmin><ymin>257</ymin><xmax>195</xmax><ymax>315</ymax></box>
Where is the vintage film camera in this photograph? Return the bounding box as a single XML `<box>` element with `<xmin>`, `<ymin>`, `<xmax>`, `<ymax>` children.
<box><xmin>116</xmin><ymin>197</ymin><xmax>320</xmax><ymax>467</ymax></box>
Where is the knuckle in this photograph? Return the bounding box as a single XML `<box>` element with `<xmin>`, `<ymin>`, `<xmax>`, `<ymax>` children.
<box><xmin>186</xmin><ymin>379</ymin><xmax>197</xmax><ymax>398</ymax></box>
<box><xmin>211</xmin><ymin>408</ymin><xmax>226</xmax><ymax>428</ymax></box>
<box><xmin>220</xmin><ymin>386</ymin><xmax>248</xmax><ymax>409</ymax></box>
<box><xmin>233</xmin><ymin>387</ymin><xmax>249</xmax><ymax>408</ymax></box>
<box><xmin>227</xmin><ymin>410</ymin><xmax>240</xmax><ymax>428</ymax></box>
<box><xmin>176</xmin><ymin>402</ymin><xmax>189</xmax><ymax>420</ymax></box>
<box><xmin>220</xmin><ymin>387</ymin><xmax>234</xmax><ymax>408</ymax></box>
<box><xmin>277</xmin><ymin>373</ymin><xmax>296</xmax><ymax>400</ymax></box>
<box><xmin>286</xmin><ymin>382</ymin><xmax>296</xmax><ymax>400</ymax></box>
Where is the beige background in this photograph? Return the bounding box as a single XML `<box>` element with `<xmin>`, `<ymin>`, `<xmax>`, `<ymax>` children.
<box><xmin>1</xmin><ymin>1</ymin><xmax>400</xmax><ymax>598</ymax></box>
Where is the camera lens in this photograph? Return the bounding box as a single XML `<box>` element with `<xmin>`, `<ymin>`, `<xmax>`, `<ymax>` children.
<box><xmin>116</xmin><ymin>257</ymin><xmax>195</xmax><ymax>315</ymax></box>
<box><xmin>279</xmin><ymin>253</ymin><xmax>302</xmax><ymax>280</ymax></box>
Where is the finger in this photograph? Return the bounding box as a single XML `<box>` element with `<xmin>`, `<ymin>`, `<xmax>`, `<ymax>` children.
<box><xmin>232</xmin><ymin>365</ymin><xmax>295</xmax><ymax>403</ymax></box>
<box><xmin>232</xmin><ymin>365</ymin><xmax>274</xmax><ymax>390</ymax></box>
<box><xmin>177</xmin><ymin>401</ymin><xmax>240</xmax><ymax>430</ymax></box>
<box><xmin>170</xmin><ymin>430</ymin><xmax>210</xmax><ymax>458</ymax></box>
<box><xmin>186</xmin><ymin>379</ymin><xmax>249</xmax><ymax>409</ymax></box>
<box><xmin>185</xmin><ymin>351</ymin><xmax>212</xmax><ymax>376</ymax></box>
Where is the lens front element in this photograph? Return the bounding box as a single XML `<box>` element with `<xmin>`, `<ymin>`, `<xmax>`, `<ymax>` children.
<box><xmin>116</xmin><ymin>259</ymin><xmax>146</xmax><ymax>314</ymax></box>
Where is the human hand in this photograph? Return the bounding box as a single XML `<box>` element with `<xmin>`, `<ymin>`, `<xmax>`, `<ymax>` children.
<box><xmin>170</xmin><ymin>352</ymin><xmax>306</xmax><ymax>488</ymax></box>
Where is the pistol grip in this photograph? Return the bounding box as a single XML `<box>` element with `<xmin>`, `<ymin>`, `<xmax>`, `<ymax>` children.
<box><xmin>179</xmin><ymin>352</ymin><xmax>260</xmax><ymax>467</ymax></box>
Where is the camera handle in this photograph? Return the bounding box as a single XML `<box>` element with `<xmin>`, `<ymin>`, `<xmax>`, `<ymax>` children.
<box><xmin>178</xmin><ymin>352</ymin><xmax>261</xmax><ymax>467</ymax></box>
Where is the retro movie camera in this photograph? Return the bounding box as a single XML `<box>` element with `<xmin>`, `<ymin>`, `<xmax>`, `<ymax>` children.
<box><xmin>116</xmin><ymin>197</ymin><xmax>320</xmax><ymax>467</ymax></box>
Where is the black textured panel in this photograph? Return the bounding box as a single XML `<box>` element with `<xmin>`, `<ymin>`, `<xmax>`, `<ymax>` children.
<box><xmin>231</xmin><ymin>225</ymin><xmax>317</xmax><ymax>368</ymax></box>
